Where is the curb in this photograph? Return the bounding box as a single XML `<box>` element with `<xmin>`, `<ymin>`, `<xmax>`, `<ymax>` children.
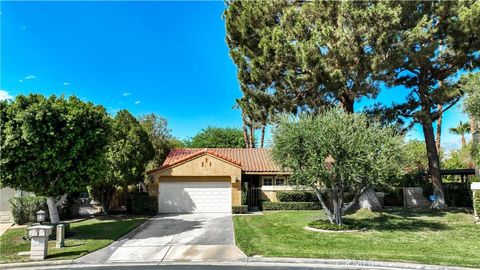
<box><xmin>247</xmin><ymin>257</ymin><xmax>476</xmax><ymax>270</ymax></box>
<box><xmin>1</xmin><ymin>258</ymin><xmax>476</xmax><ymax>270</ymax></box>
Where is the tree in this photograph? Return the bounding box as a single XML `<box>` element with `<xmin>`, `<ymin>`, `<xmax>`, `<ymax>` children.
<box><xmin>271</xmin><ymin>109</ymin><xmax>404</xmax><ymax>225</ymax></box>
<box><xmin>225</xmin><ymin>1</ymin><xmax>401</xmax><ymax>208</ymax></box>
<box><xmin>90</xmin><ymin>110</ymin><xmax>154</xmax><ymax>213</ymax></box>
<box><xmin>139</xmin><ymin>113</ymin><xmax>173</xmax><ymax>171</ymax></box>
<box><xmin>374</xmin><ymin>1</ymin><xmax>480</xmax><ymax>209</ymax></box>
<box><xmin>186</xmin><ymin>126</ymin><xmax>248</xmax><ymax>148</ymax></box>
<box><xmin>450</xmin><ymin>121</ymin><xmax>470</xmax><ymax>148</ymax></box>
<box><xmin>403</xmin><ymin>140</ymin><xmax>429</xmax><ymax>174</ymax></box>
<box><xmin>0</xmin><ymin>94</ymin><xmax>111</xmax><ymax>223</ymax></box>
<box><xmin>462</xmin><ymin>73</ymin><xmax>480</xmax><ymax>133</ymax></box>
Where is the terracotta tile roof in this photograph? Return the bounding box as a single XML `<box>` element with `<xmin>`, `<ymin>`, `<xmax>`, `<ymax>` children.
<box><xmin>148</xmin><ymin>148</ymin><xmax>283</xmax><ymax>174</ymax></box>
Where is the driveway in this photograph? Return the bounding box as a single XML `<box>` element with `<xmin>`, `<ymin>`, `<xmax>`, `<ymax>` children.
<box><xmin>76</xmin><ymin>213</ymin><xmax>246</xmax><ymax>263</ymax></box>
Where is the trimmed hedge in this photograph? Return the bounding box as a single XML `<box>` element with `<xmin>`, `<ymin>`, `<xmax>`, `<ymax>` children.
<box><xmin>232</xmin><ymin>205</ymin><xmax>248</xmax><ymax>214</ymax></box>
<box><xmin>261</xmin><ymin>201</ymin><xmax>321</xmax><ymax>211</ymax></box>
<box><xmin>9</xmin><ymin>196</ymin><xmax>49</xmax><ymax>225</ymax></box>
<box><xmin>128</xmin><ymin>192</ymin><xmax>158</xmax><ymax>215</ymax></box>
<box><xmin>308</xmin><ymin>219</ymin><xmax>360</xmax><ymax>231</ymax></box>
<box><xmin>276</xmin><ymin>191</ymin><xmax>318</xmax><ymax>202</ymax></box>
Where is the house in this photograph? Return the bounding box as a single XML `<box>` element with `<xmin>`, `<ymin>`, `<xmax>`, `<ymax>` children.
<box><xmin>146</xmin><ymin>148</ymin><xmax>292</xmax><ymax>213</ymax></box>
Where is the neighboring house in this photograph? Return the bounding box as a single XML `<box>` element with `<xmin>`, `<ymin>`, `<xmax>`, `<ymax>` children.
<box><xmin>0</xmin><ymin>188</ymin><xmax>32</xmax><ymax>223</ymax></box>
<box><xmin>147</xmin><ymin>148</ymin><xmax>293</xmax><ymax>213</ymax></box>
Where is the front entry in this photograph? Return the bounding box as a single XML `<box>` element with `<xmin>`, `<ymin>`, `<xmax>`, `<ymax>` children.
<box><xmin>158</xmin><ymin>182</ymin><xmax>232</xmax><ymax>214</ymax></box>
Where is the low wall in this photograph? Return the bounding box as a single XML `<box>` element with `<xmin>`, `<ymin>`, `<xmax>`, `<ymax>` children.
<box><xmin>472</xmin><ymin>182</ymin><xmax>480</xmax><ymax>222</ymax></box>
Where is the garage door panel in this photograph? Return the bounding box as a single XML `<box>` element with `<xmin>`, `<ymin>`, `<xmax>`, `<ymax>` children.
<box><xmin>159</xmin><ymin>182</ymin><xmax>232</xmax><ymax>213</ymax></box>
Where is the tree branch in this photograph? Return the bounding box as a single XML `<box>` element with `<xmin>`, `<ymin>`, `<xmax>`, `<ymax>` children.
<box><xmin>311</xmin><ymin>183</ymin><xmax>334</xmax><ymax>222</ymax></box>
<box><xmin>342</xmin><ymin>184</ymin><xmax>371</xmax><ymax>214</ymax></box>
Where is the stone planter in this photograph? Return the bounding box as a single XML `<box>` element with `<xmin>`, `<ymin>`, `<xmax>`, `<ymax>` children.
<box><xmin>471</xmin><ymin>182</ymin><xmax>480</xmax><ymax>222</ymax></box>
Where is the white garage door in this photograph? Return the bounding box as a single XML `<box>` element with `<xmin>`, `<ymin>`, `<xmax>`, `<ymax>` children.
<box><xmin>158</xmin><ymin>182</ymin><xmax>232</xmax><ymax>213</ymax></box>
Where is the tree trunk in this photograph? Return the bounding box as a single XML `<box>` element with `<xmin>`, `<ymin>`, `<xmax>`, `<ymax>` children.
<box><xmin>260</xmin><ymin>125</ymin><xmax>265</xmax><ymax>148</ymax></box>
<box><xmin>46</xmin><ymin>196</ymin><xmax>60</xmax><ymax>224</ymax></box>
<box><xmin>421</xmin><ymin>117</ymin><xmax>447</xmax><ymax>209</ymax></box>
<box><xmin>359</xmin><ymin>186</ymin><xmax>382</xmax><ymax>211</ymax></box>
<box><xmin>241</xmin><ymin>115</ymin><xmax>249</xmax><ymax>148</ymax></box>
<box><xmin>469</xmin><ymin>117</ymin><xmax>477</xmax><ymax>134</ymax></box>
<box><xmin>249</xmin><ymin>124</ymin><xmax>255</xmax><ymax>148</ymax></box>
<box><xmin>435</xmin><ymin>105</ymin><xmax>443</xmax><ymax>152</ymax></box>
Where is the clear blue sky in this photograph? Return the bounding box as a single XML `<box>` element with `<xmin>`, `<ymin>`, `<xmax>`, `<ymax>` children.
<box><xmin>0</xmin><ymin>1</ymin><xmax>468</xmax><ymax>150</ymax></box>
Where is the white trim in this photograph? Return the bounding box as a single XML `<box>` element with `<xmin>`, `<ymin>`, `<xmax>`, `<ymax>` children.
<box><xmin>471</xmin><ymin>182</ymin><xmax>480</xmax><ymax>191</ymax></box>
<box><xmin>261</xmin><ymin>185</ymin><xmax>295</xmax><ymax>191</ymax></box>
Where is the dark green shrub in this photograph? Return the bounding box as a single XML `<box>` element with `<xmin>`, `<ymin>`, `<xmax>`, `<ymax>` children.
<box><xmin>384</xmin><ymin>188</ymin><xmax>404</xmax><ymax>206</ymax></box>
<box><xmin>128</xmin><ymin>192</ymin><xmax>157</xmax><ymax>215</ymax></box>
<box><xmin>261</xmin><ymin>201</ymin><xmax>321</xmax><ymax>210</ymax></box>
<box><xmin>241</xmin><ymin>182</ymin><xmax>248</xmax><ymax>205</ymax></box>
<box><xmin>232</xmin><ymin>205</ymin><xmax>248</xmax><ymax>214</ymax></box>
<box><xmin>308</xmin><ymin>219</ymin><xmax>360</xmax><ymax>231</ymax></box>
<box><xmin>9</xmin><ymin>196</ymin><xmax>48</xmax><ymax>225</ymax></box>
<box><xmin>276</xmin><ymin>191</ymin><xmax>318</xmax><ymax>202</ymax></box>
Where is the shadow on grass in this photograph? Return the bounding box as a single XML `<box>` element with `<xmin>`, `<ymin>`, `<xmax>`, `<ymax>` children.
<box><xmin>340</xmin><ymin>208</ymin><xmax>458</xmax><ymax>232</ymax></box>
<box><xmin>47</xmin><ymin>250</ymin><xmax>89</xmax><ymax>259</ymax></box>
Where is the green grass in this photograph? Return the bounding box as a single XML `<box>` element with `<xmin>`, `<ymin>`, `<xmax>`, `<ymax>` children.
<box><xmin>0</xmin><ymin>215</ymin><xmax>150</xmax><ymax>263</ymax></box>
<box><xmin>233</xmin><ymin>208</ymin><xmax>480</xmax><ymax>267</ymax></box>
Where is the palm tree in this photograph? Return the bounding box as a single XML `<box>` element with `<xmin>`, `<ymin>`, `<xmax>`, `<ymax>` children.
<box><xmin>449</xmin><ymin>121</ymin><xmax>471</xmax><ymax>148</ymax></box>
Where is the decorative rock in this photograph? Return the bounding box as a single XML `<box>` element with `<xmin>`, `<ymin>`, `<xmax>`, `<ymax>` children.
<box><xmin>27</xmin><ymin>225</ymin><xmax>53</xmax><ymax>260</ymax></box>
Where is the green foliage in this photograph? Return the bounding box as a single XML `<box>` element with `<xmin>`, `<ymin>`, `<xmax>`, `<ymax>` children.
<box><xmin>139</xmin><ymin>113</ymin><xmax>173</xmax><ymax>169</ymax></box>
<box><xmin>9</xmin><ymin>196</ymin><xmax>48</xmax><ymax>225</ymax></box>
<box><xmin>128</xmin><ymin>192</ymin><xmax>158</xmax><ymax>215</ymax></box>
<box><xmin>271</xmin><ymin>109</ymin><xmax>405</xmax><ymax>224</ymax></box>
<box><xmin>186</xmin><ymin>126</ymin><xmax>247</xmax><ymax>148</ymax></box>
<box><xmin>307</xmin><ymin>219</ymin><xmax>360</xmax><ymax>231</ymax></box>
<box><xmin>261</xmin><ymin>202</ymin><xmax>321</xmax><ymax>211</ymax></box>
<box><xmin>462</xmin><ymin>73</ymin><xmax>480</xmax><ymax>122</ymax></box>
<box><xmin>90</xmin><ymin>110</ymin><xmax>154</xmax><ymax>213</ymax></box>
<box><xmin>383</xmin><ymin>188</ymin><xmax>404</xmax><ymax>207</ymax></box>
<box><xmin>225</xmin><ymin>1</ymin><xmax>398</xmax><ymax>114</ymax></box>
<box><xmin>442</xmin><ymin>144</ymin><xmax>472</xmax><ymax>170</ymax></box>
<box><xmin>241</xmin><ymin>182</ymin><xmax>248</xmax><ymax>205</ymax></box>
<box><xmin>232</xmin><ymin>205</ymin><xmax>248</xmax><ymax>214</ymax></box>
<box><xmin>276</xmin><ymin>191</ymin><xmax>317</xmax><ymax>202</ymax></box>
<box><xmin>403</xmin><ymin>140</ymin><xmax>428</xmax><ymax>173</ymax></box>
<box><xmin>0</xmin><ymin>94</ymin><xmax>111</xmax><ymax>196</ymax></box>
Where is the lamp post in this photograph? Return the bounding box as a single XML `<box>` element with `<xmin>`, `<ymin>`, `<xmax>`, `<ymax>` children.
<box><xmin>36</xmin><ymin>210</ymin><xmax>46</xmax><ymax>225</ymax></box>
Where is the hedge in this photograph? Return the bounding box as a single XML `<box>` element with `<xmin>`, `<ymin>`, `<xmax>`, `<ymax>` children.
<box><xmin>261</xmin><ymin>201</ymin><xmax>321</xmax><ymax>211</ymax></box>
<box><xmin>232</xmin><ymin>205</ymin><xmax>248</xmax><ymax>214</ymax></box>
<box><xmin>128</xmin><ymin>192</ymin><xmax>158</xmax><ymax>215</ymax></box>
<box><xmin>9</xmin><ymin>196</ymin><xmax>49</xmax><ymax>225</ymax></box>
<box><xmin>276</xmin><ymin>191</ymin><xmax>318</xmax><ymax>202</ymax></box>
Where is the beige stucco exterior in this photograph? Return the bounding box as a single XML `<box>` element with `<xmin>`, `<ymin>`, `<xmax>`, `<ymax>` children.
<box><xmin>150</xmin><ymin>153</ymin><xmax>243</xmax><ymax>207</ymax></box>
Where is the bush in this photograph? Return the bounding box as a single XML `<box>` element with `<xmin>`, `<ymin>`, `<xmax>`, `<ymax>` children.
<box><xmin>241</xmin><ymin>182</ymin><xmax>248</xmax><ymax>205</ymax></box>
<box><xmin>9</xmin><ymin>196</ymin><xmax>48</xmax><ymax>225</ymax></box>
<box><xmin>276</xmin><ymin>191</ymin><xmax>318</xmax><ymax>202</ymax></box>
<box><xmin>384</xmin><ymin>188</ymin><xmax>404</xmax><ymax>206</ymax></box>
<box><xmin>128</xmin><ymin>192</ymin><xmax>157</xmax><ymax>215</ymax></box>
<box><xmin>232</xmin><ymin>205</ymin><xmax>248</xmax><ymax>214</ymax></box>
<box><xmin>307</xmin><ymin>219</ymin><xmax>360</xmax><ymax>231</ymax></box>
<box><xmin>261</xmin><ymin>201</ymin><xmax>321</xmax><ymax>211</ymax></box>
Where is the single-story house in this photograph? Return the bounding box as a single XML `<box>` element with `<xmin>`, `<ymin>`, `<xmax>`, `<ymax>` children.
<box><xmin>147</xmin><ymin>148</ymin><xmax>293</xmax><ymax>214</ymax></box>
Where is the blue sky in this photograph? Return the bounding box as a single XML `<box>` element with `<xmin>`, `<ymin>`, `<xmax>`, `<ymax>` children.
<box><xmin>0</xmin><ymin>1</ymin><xmax>468</xmax><ymax>150</ymax></box>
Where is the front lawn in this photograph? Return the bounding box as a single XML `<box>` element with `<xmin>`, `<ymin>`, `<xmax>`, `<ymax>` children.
<box><xmin>0</xmin><ymin>215</ymin><xmax>150</xmax><ymax>263</ymax></box>
<box><xmin>233</xmin><ymin>208</ymin><xmax>480</xmax><ymax>268</ymax></box>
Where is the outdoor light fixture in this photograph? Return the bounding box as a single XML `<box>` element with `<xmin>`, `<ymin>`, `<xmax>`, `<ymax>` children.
<box><xmin>36</xmin><ymin>210</ymin><xmax>46</xmax><ymax>224</ymax></box>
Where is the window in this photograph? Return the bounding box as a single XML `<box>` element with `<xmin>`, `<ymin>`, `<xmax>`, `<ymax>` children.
<box><xmin>275</xmin><ymin>177</ymin><xmax>285</xmax><ymax>186</ymax></box>
<box><xmin>262</xmin><ymin>177</ymin><xmax>273</xmax><ymax>186</ymax></box>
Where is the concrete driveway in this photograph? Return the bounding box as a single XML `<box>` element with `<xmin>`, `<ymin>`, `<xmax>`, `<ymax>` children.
<box><xmin>76</xmin><ymin>214</ymin><xmax>246</xmax><ymax>263</ymax></box>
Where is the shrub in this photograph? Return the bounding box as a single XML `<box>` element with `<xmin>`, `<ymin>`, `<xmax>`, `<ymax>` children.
<box><xmin>232</xmin><ymin>205</ymin><xmax>248</xmax><ymax>214</ymax></box>
<box><xmin>128</xmin><ymin>192</ymin><xmax>157</xmax><ymax>215</ymax></box>
<box><xmin>276</xmin><ymin>191</ymin><xmax>318</xmax><ymax>202</ymax></box>
<box><xmin>384</xmin><ymin>188</ymin><xmax>404</xmax><ymax>206</ymax></box>
<box><xmin>307</xmin><ymin>219</ymin><xmax>360</xmax><ymax>231</ymax></box>
<box><xmin>261</xmin><ymin>201</ymin><xmax>321</xmax><ymax>211</ymax></box>
<box><xmin>241</xmin><ymin>182</ymin><xmax>248</xmax><ymax>205</ymax></box>
<box><xmin>9</xmin><ymin>196</ymin><xmax>48</xmax><ymax>225</ymax></box>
